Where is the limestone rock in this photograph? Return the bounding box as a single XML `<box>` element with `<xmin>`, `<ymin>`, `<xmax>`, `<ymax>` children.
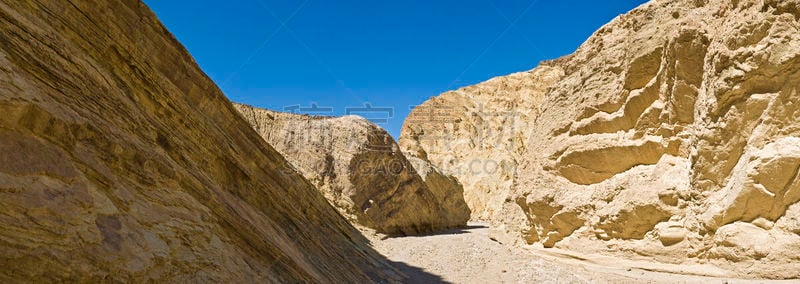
<box><xmin>234</xmin><ymin>104</ymin><xmax>469</xmax><ymax>234</ymax></box>
<box><xmin>405</xmin><ymin>0</ymin><xmax>800</xmax><ymax>279</ymax></box>
<box><xmin>0</xmin><ymin>1</ymin><xmax>404</xmax><ymax>282</ymax></box>
<box><xmin>399</xmin><ymin>66</ymin><xmax>564</xmax><ymax>220</ymax></box>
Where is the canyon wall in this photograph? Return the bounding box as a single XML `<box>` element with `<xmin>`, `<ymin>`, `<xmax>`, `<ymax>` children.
<box><xmin>499</xmin><ymin>0</ymin><xmax>800</xmax><ymax>278</ymax></box>
<box><xmin>0</xmin><ymin>1</ymin><xmax>404</xmax><ymax>282</ymax></box>
<box><xmin>404</xmin><ymin>0</ymin><xmax>800</xmax><ymax>279</ymax></box>
<box><xmin>235</xmin><ymin>104</ymin><xmax>470</xmax><ymax>234</ymax></box>
<box><xmin>400</xmin><ymin>66</ymin><xmax>564</xmax><ymax>220</ymax></box>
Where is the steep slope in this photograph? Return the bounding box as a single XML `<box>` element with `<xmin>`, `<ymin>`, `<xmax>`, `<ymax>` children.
<box><xmin>0</xmin><ymin>1</ymin><xmax>405</xmax><ymax>282</ymax></box>
<box><xmin>399</xmin><ymin>66</ymin><xmax>564</xmax><ymax>220</ymax></box>
<box><xmin>405</xmin><ymin>0</ymin><xmax>800</xmax><ymax>279</ymax></box>
<box><xmin>234</xmin><ymin>104</ymin><xmax>470</xmax><ymax>234</ymax></box>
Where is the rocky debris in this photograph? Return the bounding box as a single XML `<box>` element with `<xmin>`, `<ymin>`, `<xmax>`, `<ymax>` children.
<box><xmin>234</xmin><ymin>104</ymin><xmax>470</xmax><ymax>234</ymax></box>
<box><xmin>406</xmin><ymin>0</ymin><xmax>800</xmax><ymax>279</ymax></box>
<box><xmin>399</xmin><ymin>66</ymin><xmax>564</xmax><ymax>220</ymax></box>
<box><xmin>0</xmin><ymin>1</ymin><xmax>406</xmax><ymax>282</ymax></box>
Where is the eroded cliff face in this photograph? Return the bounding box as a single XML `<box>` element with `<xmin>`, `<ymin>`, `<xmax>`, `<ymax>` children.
<box><xmin>399</xmin><ymin>66</ymin><xmax>564</xmax><ymax>220</ymax></box>
<box><xmin>405</xmin><ymin>0</ymin><xmax>800</xmax><ymax>279</ymax></box>
<box><xmin>0</xmin><ymin>1</ymin><xmax>403</xmax><ymax>282</ymax></box>
<box><xmin>235</xmin><ymin>104</ymin><xmax>470</xmax><ymax>234</ymax></box>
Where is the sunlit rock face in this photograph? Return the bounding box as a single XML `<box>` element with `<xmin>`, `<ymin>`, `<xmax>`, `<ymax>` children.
<box><xmin>0</xmin><ymin>1</ymin><xmax>404</xmax><ymax>282</ymax></box>
<box><xmin>404</xmin><ymin>0</ymin><xmax>800</xmax><ymax>279</ymax></box>
<box><xmin>399</xmin><ymin>66</ymin><xmax>565</xmax><ymax>221</ymax></box>
<box><xmin>235</xmin><ymin>104</ymin><xmax>470</xmax><ymax>235</ymax></box>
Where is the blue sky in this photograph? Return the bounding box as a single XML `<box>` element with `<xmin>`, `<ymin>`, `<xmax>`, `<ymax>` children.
<box><xmin>145</xmin><ymin>0</ymin><xmax>647</xmax><ymax>138</ymax></box>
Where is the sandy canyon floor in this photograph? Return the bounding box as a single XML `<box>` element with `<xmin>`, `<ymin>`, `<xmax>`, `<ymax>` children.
<box><xmin>365</xmin><ymin>223</ymin><xmax>797</xmax><ymax>283</ymax></box>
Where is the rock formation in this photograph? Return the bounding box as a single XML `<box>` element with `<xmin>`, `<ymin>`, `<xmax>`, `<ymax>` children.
<box><xmin>404</xmin><ymin>0</ymin><xmax>800</xmax><ymax>279</ymax></box>
<box><xmin>405</xmin><ymin>155</ymin><xmax>472</xmax><ymax>227</ymax></box>
<box><xmin>0</xmin><ymin>1</ymin><xmax>405</xmax><ymax>282</ymax></box>
<box><xmin>399</xmin><ymin>66</ymin><xmax>564</xmax><ymax>220</ymax></box>
<box><xmin>234</xmin><ymin>104</ymin><xmax>470</xmax><ymax>234</ymax></box>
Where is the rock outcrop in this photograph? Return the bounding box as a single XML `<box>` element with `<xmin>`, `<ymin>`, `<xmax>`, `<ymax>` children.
<box><xmin>0</xmin><ymin>1</ymin><xmax>405</xmax><ymax>282</ymax></box>
<box><xmin>405</xmin><ymin>155</ymin><xmax>472</xmax><ymax>228</ymax></box>
<box><xmin>404</xmin><ymin>0</ymin><xmax>800</xmax><ymax>279</ymax></box>
<box><xmin>235</xmin><ymin>104</ymin><xmax>470</xmax><ymax>234</ymax></box>
<box><xmin>399</xmin><ymin>66</ymin><xmax>564</xmax><ymax>220</ymax></box>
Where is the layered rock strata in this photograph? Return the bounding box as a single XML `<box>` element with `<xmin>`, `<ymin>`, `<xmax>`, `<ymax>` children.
<box><xmin>0</xmin><ymin>1</ymin><xmax>405</xmax><ymax>282</ymax></box>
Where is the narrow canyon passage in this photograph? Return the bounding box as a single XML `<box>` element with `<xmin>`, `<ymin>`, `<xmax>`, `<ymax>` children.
<box><xmin>366</xmin><ymin>223</ymin><xmax>786</xmax><ymax>284</ymax></box>
<box><xmin>4</xmin><ymin>0</ymin><xmax>800</xmax><ymax>281</ymax></box>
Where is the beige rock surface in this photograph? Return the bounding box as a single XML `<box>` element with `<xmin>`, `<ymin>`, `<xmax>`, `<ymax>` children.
<box><xmin>234</xmin><ymin>104</ymin><xmax>469</xmax><ymax>234</ymax></box>
<box><xmin>0</xmin><ymin>1</ymin><xmax>409</xmax><ymax>282</ymax></box>
<box><xmin>399</xmin><ymin>66</ymin><xmax>564</xmax><ymax>220</ymax></box>
<box><xmin>404</xmin><ymin>0</ymin><xmax>800</xmax><ymax>279</ymax></box>
<box><xmin>406</xmin><ymin>155</ymin><xmax>472</xmax><ymax>227</ymax></box>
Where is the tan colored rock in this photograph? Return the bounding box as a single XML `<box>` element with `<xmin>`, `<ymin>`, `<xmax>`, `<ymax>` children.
<box><xmin>710</xmin><ymin>222</ymin><xmax>774</xmax><ymax>262</ymax></box>
<box><xmin>502</xmin><ymin>0</ymin><xmax>800</xmax><ymax>278</ymax></box>
<box><xmin>406</xmin><ymin>155</ymin><xmax>471</xmax><ymax>227</ymax></box>
<box><xmin>399</xmin><ymin>66</ymin><xmax>564</xmax><ymax>220</ymax></box>
<box><xmin>405</xmin><ymin>0</ymin><xmax>800</xmax><ymax>279</ymax></box>
<box><xmin>655</xmin><ymin>221</ymin><xmax>688</xmax><ymax>247</ymax></box>
<box><xmin>0</xmin><ymin>1</ymin><xmax>405</xmax><ymax>282</ymax></box>
<box><xmin>234</xmin><ymin>104</ymin><xmax>469</xmax><ymax>234</ymax></box>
